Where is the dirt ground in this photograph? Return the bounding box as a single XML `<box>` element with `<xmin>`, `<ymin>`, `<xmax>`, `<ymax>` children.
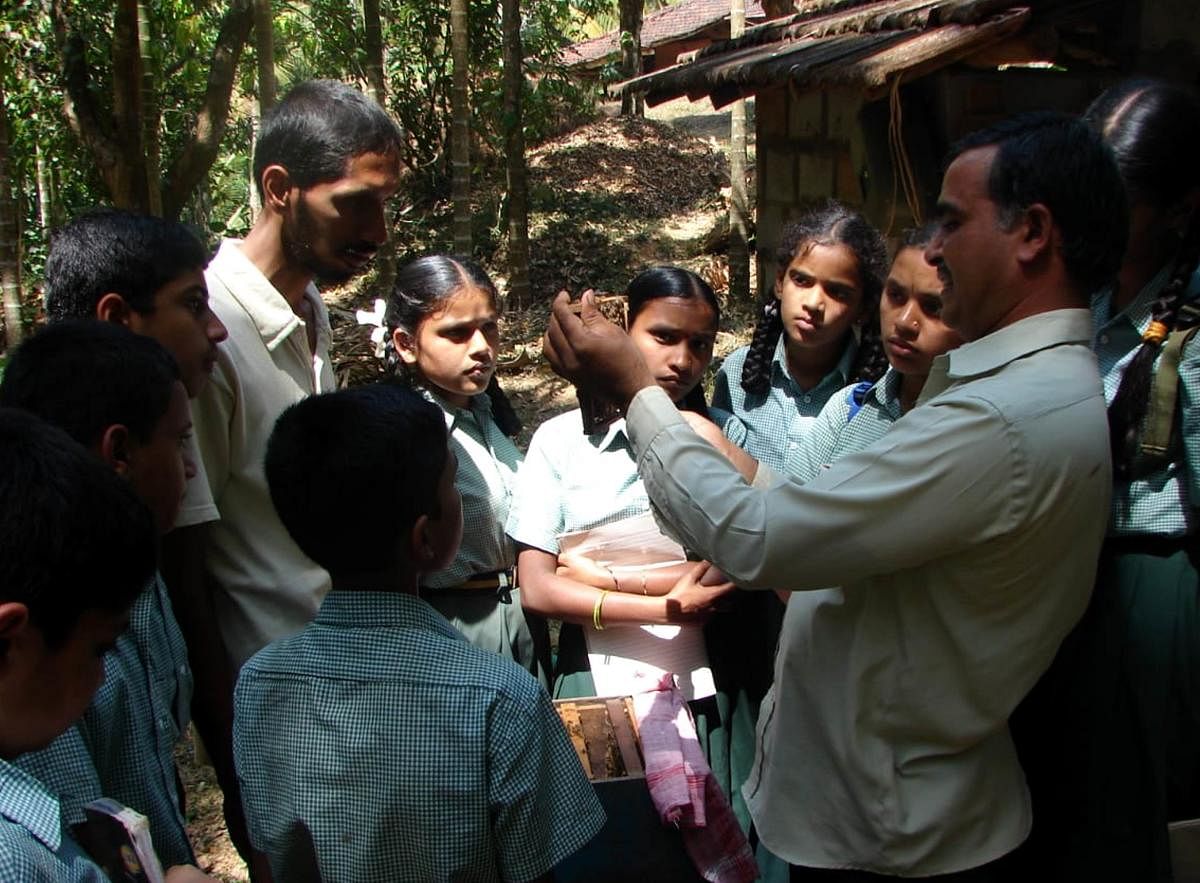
<box><xmin>179</xmin><ymin>100</ymin><xmax>756</xmax><ymax>880</ymax></box>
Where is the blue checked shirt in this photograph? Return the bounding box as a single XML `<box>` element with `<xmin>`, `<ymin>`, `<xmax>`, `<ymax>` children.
<box><xmin>233</xmin><ymin>591</ymin><xmax>605</xmax><ymax>882</ymax></box>
<box><xmin>421</xmin><ymin>388</ymin><xmax>523</xmax><ymax>588</ymax></box>
<box><xmin>506</xmin><ymin>411</ymin><xmax>650</xmax><ymax>555</ymax></box>
<box><xmin>712</xmin><ymin>335</ymin><xmax>858</xmax><ymax>472</ymax></box>
<box><xmin>0</xmin><ymin>760</ymin><xmax>108</xmax><ymax>882</ymax></box>
<box><xmin>1092</xmin><ymin>266</ymin><xmax>1200</xmax><ymax>537</ymax></box>
<box><xmin>16</xmin><ymin>574</ymin><xmax>194</xmax><ymax>866</ymax></box>
<box><xmin>787</xmin><ymin>368</ymin><xmax>904</xmax><ymax>482</ymax></box>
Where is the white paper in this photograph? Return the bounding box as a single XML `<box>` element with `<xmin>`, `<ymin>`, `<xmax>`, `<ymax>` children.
<box><xmin>587</xmin><ymin>622</ymin><xmax>715</xmax><ymax>700</ymax></box>
<box><xmin>559</xmin><ymin>512</ymin><xmax>714</xmax><ymax>700</ymax></box>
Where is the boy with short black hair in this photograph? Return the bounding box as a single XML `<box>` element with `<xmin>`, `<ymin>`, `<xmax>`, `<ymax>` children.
<box><xmin>42</xmin><ymin>208</ymin><xmax>251</xmax><ymax>866</ymax></box>
<box><xmin>0</xmin><ymin>408</ymin><xmax>156</xmax><ymax>879</ymax></box>
<box><xmin>44</xmin><ymin>207</ymin><xmax>226</xmax><ymax>398</ymax></box>
<box><xmin>0</xmin><ymin>321</ymin><xmax>198</xmax><ymax>867</ymax></box>
<box><xmin>235</xmin><ymin>383</ymin><xmax>605</xmax><ymax>882</ymax></box>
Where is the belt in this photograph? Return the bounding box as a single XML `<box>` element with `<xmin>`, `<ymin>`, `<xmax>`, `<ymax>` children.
<box><xmin>421</xmin><ymin>570</ymin><xmax>514</xmax><ymax>603</ymax></box>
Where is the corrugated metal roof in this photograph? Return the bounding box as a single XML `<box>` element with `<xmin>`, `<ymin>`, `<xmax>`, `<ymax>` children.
<box><xmin>562</xmin><ymin>0</ymin><xmax>768</xmax><ymax>68</ymax></box>
<box><xmin>613</xmin><ymin>0</ymin><xmax>1037</xmax><ymax>105</ymax></box>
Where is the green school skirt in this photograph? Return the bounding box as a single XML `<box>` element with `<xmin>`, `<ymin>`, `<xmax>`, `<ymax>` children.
<box><xmin>1014</xmin><ymin>537</ymin><xmax>1200</xmax><ymax>881</ymax></box>
<box><xmin>424</xmin><ymin>586</ymin><xmax>552</xmax><ymax>690</ymax></box>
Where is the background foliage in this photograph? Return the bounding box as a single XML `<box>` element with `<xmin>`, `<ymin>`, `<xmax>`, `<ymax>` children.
<box><xmin>1</xmin><ymin>0</ymin><xmax>623</xmax><ymax>328</ymax></box>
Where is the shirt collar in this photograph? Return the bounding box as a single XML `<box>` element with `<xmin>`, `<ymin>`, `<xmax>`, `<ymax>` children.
<box><xmin>944</xmin><ymin>308</ymin><xmax>1092</xmax><ymax>380</ymax></box>
<box><xmin>1091</xmin><ymin>263</ymin><xmax>1200</xmax><ymax>336</ymax></box>
<box><xmin>590</xmin><ymin>417</ymin><xmax>630</xmax><ymax>453</ymax></box>
<box><xmin>315</xmin><ymin>591</ymin><xmax>465</xmax><ymax>642</ymax></box>
<box><xmin>0</xmin><ymin>759</ymin><xmax>62</xmax><ymax>852</ymax></box>
<box><xmin>869</xmin><ymin>368</ymin><xmax>905</xmax><ymax>419</ymax></box>
<box><xmin>208</xmin><ymin>240</ymin><xmax>329</xmax><ymax>352</ymax></box>
<box><xmin>420</xmin><ymin>386</ymin><xmax>493</xmax><ymax>433</ymax></box>
<box><xmin>1091</xmin><ymin>263</ymin><xmax>1172</xmax><ymax>335</ymax></box>
<box><xmin>770</xmin><ymin>332</ymin><xmax>858</xmax><ymax>390</ymax></box>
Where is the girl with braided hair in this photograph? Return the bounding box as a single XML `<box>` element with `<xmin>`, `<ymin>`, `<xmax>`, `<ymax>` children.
<box><xmin>1014</xmin><ymin>79</ymin><xmax>1200</xmax><ymax>881</ymax></box>
<box><xmin>382</xmin><ymin>254</ymin><xmax>549</xmax><ymax>685</ymax></box>
<box><xmin>789</xmin><ymin>224</ymin><xmax>962</xmax><ymax>482</ymax></box>
<box><xmin>711</xmin><ymin>201</ymin><xmax>888</xmax><ymax>473</ymax></box>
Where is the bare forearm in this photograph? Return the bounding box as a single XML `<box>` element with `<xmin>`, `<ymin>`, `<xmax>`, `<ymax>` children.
<box><xmin>524</xmin><ymin>555</ymin><xmax>679</xmax><ymax>625</ymax></box>
<box><xmin>561</xmin><ymin>560</ymin><xmax>695</xmax><ymax>597</ymax></box>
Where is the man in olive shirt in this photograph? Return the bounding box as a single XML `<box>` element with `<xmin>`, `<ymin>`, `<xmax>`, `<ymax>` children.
<box><xmin>542</xmin><ymin>113</ymin><xmax>1128</xmax><ymax>879</ymax></box>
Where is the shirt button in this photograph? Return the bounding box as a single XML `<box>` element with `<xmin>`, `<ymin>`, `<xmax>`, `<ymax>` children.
<box><xmin>1099</xmin><ymin>334</ymin><xmax>1110</xmax><ymax>345</ymax></box>
<box><xmin>788</xmin><ymin>442</ymin><xmax>797</xmax><ymax>451</ymax></box>
<box><xmin>803</xmin><ymin>395</ymin><xmax>812</xmax><ymax>403</ymax></box>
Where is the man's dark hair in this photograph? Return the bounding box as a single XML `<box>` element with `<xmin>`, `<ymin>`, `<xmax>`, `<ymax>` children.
<box><xmin>0</xmin><ymin>408</ymin><xmax>156</xmax><ymax>648</ymax></box>
<box><xmin>0</xmin><ymin>321</ymin><xmax>180</xmax><ymax>448</ymax></box>
<box><xmin>253</xmin><ymin>79</ymin><xmax>404</xmax><ymax>198</ymax></box>
<box><xmin>947</xmin><ymin>111</ymin><xmax>1128</xmax><ymax>296</ymax></box>
<box><xmin>43</xmin><ymin>208</ymin><xmax>208</xmax><ymax>321</ymax></box>
<box><xmin>265</xmin><ymin>382</ymin><xmax>448</xmax><ymax>575</ymax></box>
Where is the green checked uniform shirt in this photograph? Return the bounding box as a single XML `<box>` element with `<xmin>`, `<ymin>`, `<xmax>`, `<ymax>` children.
<box><xmin>0</xmin><ymin>760</ymin><xmax>108</xmax><ymax>881</ymax></box>
<box><xmin>420</xmin><ymin>388</ymin><xmax>522</xmax><ymax>589</ymax></box>
<box><xmin>234</xmin><ymin>591</ymin><xmax>605</xmax><ymax>882</ymax></box>
<box><xmin>786</xmin><ymin>368</ymin><xmax>905</xmax><ymax>483</ymax></box>
<box><xmin>16</xmin><ymin>573</ymin><xmax>194</xmax><ymax>866</ymax></box>
<box><xmin>712</xmin><ymin>335</ymin><xmax>858</xmax><ymax>472</ymax></box>
<box><xmin>1092</xmin><ymin>266</ymin><xmax>1200</xmax><ymax>537</ymax></box>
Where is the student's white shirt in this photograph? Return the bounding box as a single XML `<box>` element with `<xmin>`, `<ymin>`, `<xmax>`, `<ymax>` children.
<box><xmin>623</xmin><ymin>309</ymin><xmax>1111</xmax><ymax>875</ymax></box>
<box><xmin>177</xmin><ymin>240</ymin><xmax>334</xmax><ymax>667</ymax></box>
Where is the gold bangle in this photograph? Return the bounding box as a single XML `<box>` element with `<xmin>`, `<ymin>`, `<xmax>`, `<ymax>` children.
<box><xmin>1144</xmin><ymin>320</ymin><xmax>1170</xmax><ymax>344</ymax></box>
<box><xmin>593</xmin><ymin>590</ymin><xmax>610</xmax><ymax>631</ymax></box>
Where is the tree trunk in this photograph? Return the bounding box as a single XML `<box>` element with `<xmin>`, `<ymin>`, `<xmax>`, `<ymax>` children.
<box><xmin>501</xmin><ymin>0</ymin><xmax>531</xmax><ymax>309</ymax></box>
<box><xmin>34</xmin><ymin>142</ymin><xmax>52</xmax><ymax>241</ymax></box>
<box><xmin>137</xmin><ymin>0</ymin><xmax>162</xmax><ymax>215</ymax></box>
<box><xmin>112</xmin><ymin>0</ymin><xmax>150</xmax><ymax>210</ymax></box>
<box><xmin>619</xmin><ymin>0</ymin><xmax>643</xmax><ymax>116</ymax></box>
<box><xmin>450</xmin><ymin>0</ymin><xmax>472</xmax><ymax>253</ymax></box>
<box><xmin>0</xmin><ymin>78</ymin><xmax>22</xmax><ymax>349</ymax></box>
<box><xmin>728</xmin><ymin>0</ymin><xmax>750</xmax><ymax>302</ymax></box>
<box><xmin>361</xmin><ymin>0</ymin><xmax>395</xmax><ymax>291</ymax></box>
<box><xmin>253</xmin><ymin>0</ymin><xmax>275</xmax><ymax>113</ymax></box>
<box><xmin>362</xmin><ymin>0</ymin><xmax>385</xmax><ymax>107</ymax></box>
<box><xmin>53</xmin><ymin>0</ymin><xmax>254</xmax><ymax>221</ymax></box>
<box><xmin>248</xmin><ymin>106</ymin><xmax>261</xmax><ymax>218</ymax></box>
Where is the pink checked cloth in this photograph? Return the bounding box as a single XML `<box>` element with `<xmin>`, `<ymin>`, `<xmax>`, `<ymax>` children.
<box><xmin>632</xmin><ymin>676</ymin><xmax>759</xmax><ymax>883</ymax></box>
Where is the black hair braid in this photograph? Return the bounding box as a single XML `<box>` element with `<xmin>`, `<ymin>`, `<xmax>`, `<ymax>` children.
<box><xmin>485</xmin><ymin>375</ymin><xmax>523</xmax><ymax>438</ymax></box>
<box><xmin>1108</xmin><ymin>213</ymin><xmax>1200</xmax><ymax>478</ymax></box>
<box><xmin>741</xmin><ymin>298</ymin><xmax>783</xmax><ymax>395</ymax></box>
<box><xmin>382</xmin><ymin>334</ymin><xmax>414</xmax><ymax>384</ymax></box>
<box><xmin>849</xmin><ymin>319</ymin><xmax>889</xmax><ymax>384</ymax></box>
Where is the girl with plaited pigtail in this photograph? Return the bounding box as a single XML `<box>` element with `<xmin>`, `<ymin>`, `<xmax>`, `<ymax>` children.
<box><xmin>1013</xmin><ymin>79</ymin><xmax>1200</xmax><ymax>882</ymax></box>
<box><xmin>712</xmin><ymin>201</ymin><xmax>889</xmax><ymax>474</ymax></box>
<box><xmin>377</xmin><ymin>254</ymin><xmax>550</xmax><ymax>686</ymax></box>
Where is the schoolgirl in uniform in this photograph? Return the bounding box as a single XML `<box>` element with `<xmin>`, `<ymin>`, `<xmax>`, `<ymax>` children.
<box><xmin>507</xmin><ymin>266</ymin><xmax>735</xmax><ymax>698</ymax></box>
<box><xmin>790</xmin><ymin>224</ymin><xmax>963</xmax><ymax>481</ymax></box>
<box><xmin>705</xmin><ymin>204</ymin><xmax>889</xmax><ymax>831</ymax></box>
<box><xmin>712</xmin><ymin>201</ymin><xmax>889</xmax><ymax>472</ymax></box>
<box><xmin>1015</xmin><ymin>79</ymin><xmax>1200</xmax><ymax>881</ymax></box>
<box><xmin>383</xmin><ymin>254</ymin><xmax>549</xmax><ymax>685</ymax></box>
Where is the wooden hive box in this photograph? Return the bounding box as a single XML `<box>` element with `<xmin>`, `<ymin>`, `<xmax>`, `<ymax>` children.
<box><xmin>555</xmin><ymin>696</ymin><xmax>644</xmax><ymax>782</ymax></box>
<box><xmin>553</xmin><ymin>696</ymin><xmax>702</xmax><ymax>883</ymax></box>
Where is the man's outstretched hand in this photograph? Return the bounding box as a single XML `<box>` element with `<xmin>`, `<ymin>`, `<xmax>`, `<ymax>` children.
<box><xmin>543</xmin><ymin>290</ymin><xmax>655</xmax><ymax>410</ymax></box>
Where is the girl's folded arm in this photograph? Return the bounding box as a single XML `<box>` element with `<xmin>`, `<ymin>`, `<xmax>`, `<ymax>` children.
<box><xmin>518</xmin><ymin>546</ymin><xmax>732</xmax><ymax>626</ymax></box>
